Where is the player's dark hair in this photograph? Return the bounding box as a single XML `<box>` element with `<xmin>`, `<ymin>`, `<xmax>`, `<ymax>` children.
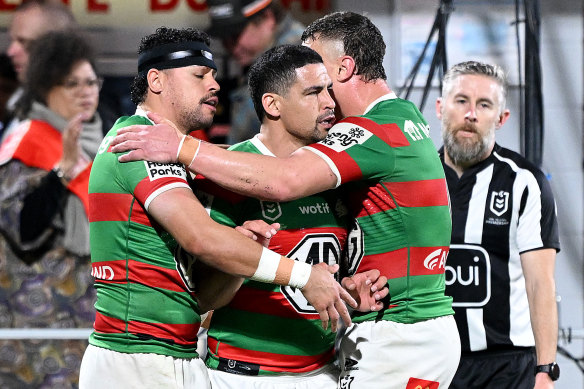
<box><xmin>248</xmin><ymin>44</ymin><xmax>322</xmax><ymax>121</ymax></box>
<box><xmin>302</xmin><ymin>11</ymin><xmax>386</xmax><ymax>82</ymax></box>
<box><xmin>130</xmin><ymin>27</ymin><xmax>212</xmax><ymax>105</ymax></box>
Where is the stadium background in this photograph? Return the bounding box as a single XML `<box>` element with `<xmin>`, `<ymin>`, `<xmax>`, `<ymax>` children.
<box><xmin>0</xmin><ymin>0</ymin><xmax>581</xmax><ymax>386</ymax></box>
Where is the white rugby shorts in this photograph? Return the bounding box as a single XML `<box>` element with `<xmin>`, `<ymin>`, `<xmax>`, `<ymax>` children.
<box><xmin>79</xmin><ymin>344</ymin><xmax>210</xmax><ymax>389</ymax></box>
<box><xmin>337</xmin><ymin>315</ymin><xmax>461</xmax><ymax>389</ymax></box>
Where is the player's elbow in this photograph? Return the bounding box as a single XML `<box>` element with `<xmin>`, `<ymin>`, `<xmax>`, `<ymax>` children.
<box><xmin>180</xmin><ymin>235</ymin><xmax>211</xmax><ymax>260</ymax></box>
<box><xmin>265</xmin><ymin>172</ymin><xmax>304</xmax><ymax>202</ymax></box>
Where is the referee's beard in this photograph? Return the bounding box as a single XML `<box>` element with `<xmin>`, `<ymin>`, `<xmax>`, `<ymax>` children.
<box><xmin>442</xmin><ymin>122</ymin><xmax>495</xmax><ymax>167</ymax></box>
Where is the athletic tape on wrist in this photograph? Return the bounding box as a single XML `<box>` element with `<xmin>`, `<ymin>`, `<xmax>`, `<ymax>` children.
<box><xmin>251</xmin><ymin>247</ymin><xmax>280</xmax><ymax>283</ymax></box>
<box><xmin>288</xmin><ymin>261</ymin><xmax>311</xmax><ymax>289</ymax></box>
<box><xmin>177</xmin><ymin>136</ymin><xmax>200</xmax><ymax>167</ymax></box>
<box><xmin>251</xmin><ymin>247</ymin><xmax>311</xmax><ymax>289</ymax></box>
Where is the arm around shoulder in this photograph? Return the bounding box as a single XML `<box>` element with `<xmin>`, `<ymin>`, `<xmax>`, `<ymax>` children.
<box><xmin>190</xmin><ymin>142</ymin><xmax>337</xmax><ymax>201</ymax></box>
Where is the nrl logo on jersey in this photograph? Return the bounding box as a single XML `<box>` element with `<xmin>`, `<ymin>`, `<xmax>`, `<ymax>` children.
<box><xmin>487</xmin><ymin>190</ymin><xmax>510</xmax><ymax>226</ymax></box>
<box><xmin>490</xmin><ymin>190</ymin><xmax>509</xmax><ymax>216</ymax></box>
<box><xmin>260</xmin><ymin>200</ymin><xmax>282</xmax><ymax>221</ymax></box>
<box><xmin>319</xmin><ymin>122</ymin><xmax>373</xmax><ymax>152</ymax></box>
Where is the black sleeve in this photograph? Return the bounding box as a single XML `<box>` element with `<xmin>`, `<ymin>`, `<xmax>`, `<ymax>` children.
<box><xmin>19</xmin><ymin>170</ymin><xmax>67</xmax><ymax>243</ymax></box>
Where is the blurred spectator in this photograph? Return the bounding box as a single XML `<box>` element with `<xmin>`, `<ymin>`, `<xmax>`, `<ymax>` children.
<box><xmin>0</xmin><ymin>54</ymin><xmax>18</xmax><ymax>132</ymax></box>
<box><xmin>206</xmin><ymin>0</ymin><xmax>304</xmax><ymax>144</ymax></box>
<box><xmin>2</xmin><ymin>0</ymin><xmax>77</xmax><ymax>142</ymax></box>
<box><xmin>0</xmin><ymin>31</ymin><xmax>101</xmax><ymax>387</ymax></box>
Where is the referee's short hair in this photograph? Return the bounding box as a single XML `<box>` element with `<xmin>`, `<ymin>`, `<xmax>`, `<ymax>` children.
<box><xmin>442</xmin><ymin>61</ymin><xmax>508</xmax><ymax>112</ymax></box>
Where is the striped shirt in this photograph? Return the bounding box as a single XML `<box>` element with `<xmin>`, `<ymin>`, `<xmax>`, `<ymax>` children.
<box><xmin>305</xmin><ymin>93</ymin><xmax>454</xmax><ymax>324</ymax></box>
<box><xmin>441</xmin><ymin>144</ymin><xmax>560</xmax><ymax>352</ymax></box>
<box><xmin>199</xmin><ymin>136</ymin><xmax>349</xmax><ymax>375</ymax></box>
<box><xmin>88</xmin><ymin>114</ymin><xmax>202</xmax><ymax>358</ymax></box>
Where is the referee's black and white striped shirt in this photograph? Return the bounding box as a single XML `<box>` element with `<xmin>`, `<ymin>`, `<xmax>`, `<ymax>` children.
<box><xmin>440</xmin><ymin>144</ymin><xmax>560</xmax><ymax>353</ymax></box>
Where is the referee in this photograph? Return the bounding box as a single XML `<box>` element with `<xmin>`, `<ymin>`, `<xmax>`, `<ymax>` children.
<box><xmin>437</xmin><ymin>61</ymin><xmax>561</xmax><ymax>388</ymax></box>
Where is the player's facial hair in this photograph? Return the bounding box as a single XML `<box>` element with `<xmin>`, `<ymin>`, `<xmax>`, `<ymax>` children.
<box><xmin>442</xmin><ymin>121</ymin><xmax>495</xmax><ymax>167</ymax></box>
<box><xmin>182</xmin><ymin>92</ymin><xmax>216</xmax><ymax>133</ymax></box>
<box><xmin>311</xmin><ymin>109</ymin><xmax>335</xmax><ymax>143</ymax></box>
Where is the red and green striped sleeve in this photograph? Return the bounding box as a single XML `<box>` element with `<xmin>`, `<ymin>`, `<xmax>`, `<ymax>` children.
<box><xmin>305</xmin><ymin>97</ymin><xmax>454</xmax><ymax>324</ymax></box>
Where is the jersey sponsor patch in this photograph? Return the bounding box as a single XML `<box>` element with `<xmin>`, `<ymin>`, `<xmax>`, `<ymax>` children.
<box><xmin>319</xmin><ymin>121</ymin><xmax>373</xmax><ymax>152</ymax></box>
<box><xmin>281</xmin><ymin>233</ymin><xmax>341</xmax><ymax>314</ymax></box>
<box><xmin>423</xmin><ymin>248</ymin><xmax>448</xmax><ymax>271</ymax></box>
<box><xmin>217</xmin><ymin>357</ymin><xmax>260</xmax><ymax>376</ymax></box>
<box><xmin>406</xmin><ymin>377</ymin><xmax>439</xmax><ymax>389</ymax></box>
<box><xmin>444</xmin><ymin>244</ymin><xmax>491</xmax><ymax>307</ymax></box>
<box><xmin>144</xmin><ymin>161</ymin><xmax>187</xmax><ymax>181</ymax></box>
<box><xmin>91</xmin><ymin>264</ymin><xmax>115</xmax><ymax>280</ymax></box>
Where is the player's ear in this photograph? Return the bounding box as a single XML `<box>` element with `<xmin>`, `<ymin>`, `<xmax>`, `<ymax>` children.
<box><xmin>262</xmin><ymin>93</ymin><xmax>280</xmax><ymax>118</ymax></box>
<box><xmin>147</xmin><ymin>68</ymin><xmax>163</xmax><ymax>94</ymax></box>
<box><xmin>338</xmin><ymin>55</ymin><xmax>356</xmax><ymax>82</ymax></box>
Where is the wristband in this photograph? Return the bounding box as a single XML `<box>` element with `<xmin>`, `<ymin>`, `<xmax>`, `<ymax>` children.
<box><xmin>177</xmin><ymin>136</ymin><xmax>201</xmax><ymax>167</ymax></box>
<box><xmin>288</xmin><ymin>260</ymin><xmax>312</xmax><ymax>289</ymax></box>
<box><xmin>251</xmin><ymin>247</ymin><xmax>312</xmax><ymax>289</ymax></box>
<box><xmin>176</xmin><ymin>134</ymin><xmax>187</xmax><ymax>160</ymax></box>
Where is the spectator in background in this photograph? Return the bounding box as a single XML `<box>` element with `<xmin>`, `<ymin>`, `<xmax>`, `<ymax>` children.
<box><xmin>437</xmin><ymin>61</ymin><xmax>560</xmax><ymax>388</ymax></box>
<box><xmin>0</xmin><ymin>31</ymin><xmax>102</xmax><ymax>388</ymax></box>
<box><xmin>0</xmin><ymin>54</ymin><xmax>18</xmax><ymax>132</ymax></box>
<box><xmin>2</xmin><ymin>0</ymin><xmax>77</xmax><ymax>141</ymax></box>
<box><xmin>205</xmin><ymin>0</ymin><xmax>304</xmax><ymax>144</ymax></box>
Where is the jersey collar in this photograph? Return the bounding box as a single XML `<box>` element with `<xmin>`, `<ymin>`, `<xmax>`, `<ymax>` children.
<box><xmin>363</xmin><ymin>92</ymin><xmax>398</xmax><ymax>115</ymax></box>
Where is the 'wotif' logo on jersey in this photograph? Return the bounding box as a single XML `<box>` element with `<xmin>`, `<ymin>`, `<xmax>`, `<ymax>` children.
<box><xmin>423</xmin><ymin>248</ymin><xmax>447</xmax><ymax>271</ymax></box>
<box><xmin>490</xmin><ymin>190</ymin><xmax>509</xmax><ymax>216</ymax></box>
<box><xmin>260</xmin><ymin>201</ymin><xmax>282</xmax><ymax>221</ymax></box>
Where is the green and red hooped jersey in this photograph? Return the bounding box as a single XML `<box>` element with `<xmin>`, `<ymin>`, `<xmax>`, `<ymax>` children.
<box><xmin>198</xmin><ymin>136</ymin><xmax>349</xmax><ymax>375</ymax></box>
<box><xmin>88</xmin><ymin>114</ymin><xmax>202</xmax><ymax>358</ymax></box>
<box><xmin>305</xmin><ymin>94</ymin><xmax>454</xmax><ymax>324</ymax></box>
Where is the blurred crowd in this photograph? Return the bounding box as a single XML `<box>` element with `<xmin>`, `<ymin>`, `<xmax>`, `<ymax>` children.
<box><xmin>0</xmin><ymin>0</ymin><xmax>304</xmax><ymax>387</ymax></box>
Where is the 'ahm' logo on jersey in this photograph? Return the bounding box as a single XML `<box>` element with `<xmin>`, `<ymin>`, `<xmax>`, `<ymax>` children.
<box><xmin>260</xmin><ymin>201</ymin><xmax>282</xmax><ymax>221</ymax></box>
<box><xmin>423</xmin><ymin>249</ymin><xmax>447</xmax><ymax>271</ymax></box>
<box><xmin>490</xmin><ymin>190</ymin><xmax>509</xmax><ymax>216</ymax></box>
<box><xmin>319</xmin><ymin>122</ymin><xmax>373</xmax><ymax>152</ymax></box>
<box><xmin>145</xmin><ymin>161</ymin><xmax>186</xmax><ymax>181</ymax></box>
